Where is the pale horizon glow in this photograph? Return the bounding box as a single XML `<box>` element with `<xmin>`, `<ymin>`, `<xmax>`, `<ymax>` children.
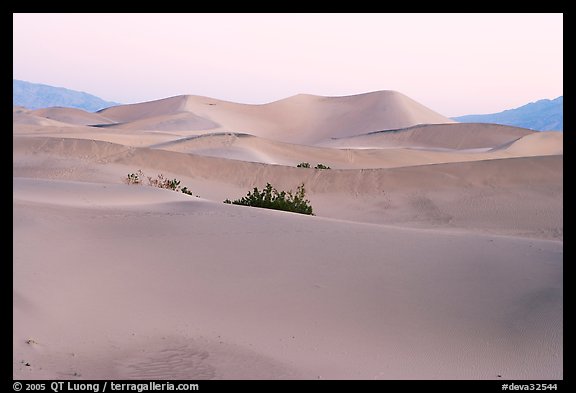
<box><xmin>13</xmin><ymin>13</ymin><xmax>562</xmax><ymax>117</ymax></box>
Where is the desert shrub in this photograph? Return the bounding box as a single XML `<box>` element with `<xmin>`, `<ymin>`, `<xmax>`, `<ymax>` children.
<box><xmin>147</xmin><ymin>174</ymin><xmax>182</xmax><ymax>190</ymax></box>
<box><xmin>124</xmin><ymin>169</ymin><xmax>144</xmax><ymax>185</ymax></box>
<box><xmin>224</xmin><ymin>183</ymin><xmax>313</xmax><ymax>215</ymax></box>
<box><xmin>124</xmin><ymin>169</ymin><xmax>196</xmax><ymax>196</ymax></box>
<box><xmin>296</xmin><ymin>162</ymin><xmax>331</xmax><ymax>169</ymax></box>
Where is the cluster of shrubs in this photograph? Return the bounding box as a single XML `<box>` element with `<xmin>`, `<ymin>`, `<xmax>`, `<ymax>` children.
<box><xmin>126</xmin><ymin>171</ymin><xmax>315</xmax><ymax>216</ymax></box>
<box><xmin>296</xmin><ymin>162</ymin><xmax>331</xmax><ymax>169</ymax></box>
<box><xmin>224</xmin><ymin>183</ymin><xmax>313</xmax><ymax>215</ymax></box>
<box><xmin>124</xmin><ymin>170</ymin><xmax>194</xmax><ymax>196</ymax></box>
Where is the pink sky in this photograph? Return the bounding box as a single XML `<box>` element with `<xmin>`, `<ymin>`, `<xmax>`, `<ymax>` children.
<box><xmin>13</xmin><ymin>13</ymin><xmax>562</xmax><ymax>117</ymax></box>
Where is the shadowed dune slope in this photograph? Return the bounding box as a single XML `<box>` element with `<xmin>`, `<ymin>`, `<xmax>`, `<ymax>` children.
<box><xmin>322</xmin><ymin>123</ymin><xmax>535</xmax><ymax>149</ymax></box>
<box><xmin>491</xmin><ymin>131</ymin><xmax>563</xmax><ymax>155</ymax></box>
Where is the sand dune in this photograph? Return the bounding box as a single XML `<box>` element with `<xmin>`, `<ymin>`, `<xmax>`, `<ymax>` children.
<box><xmin>14</xmin><ymin>178</ymin><xmax>562</xmax><ymax>380</ymax></box>
<box><xmin>13</xmin><ymin>112</ymin><xmax>78</xmax><ymax>128</ymax></box>
<box><xmin>13</xmin><ymin>123</ymin><xmax>562</xmax><ymax>171</ymax></box>
<box><xmin>30</xmin><ymin>107</ymin><xmax>116</xmax><ymax>126</ymax></box>
<box><xmin>13</xmin><ymin>90</ymin><xmax>562</xmax><ymax>380</ymax></box>
<box><xmin>110</xmin><ymin>111</ymin><xmax>220</xmax><ymax>132</ymax></box>
<box><xmin>13</xmin><ymin>106</ymin><xmax>29</xmax><ymax>113</ymax></box>
<box><xmin>321</xmin><ymin>123</ymin><xmax>534</xmax><ymax>150</ymax></box>
<box><xmin>148</xmin><ymin>130</ymin><xmax>562</xmax><ymax>169</ymax></box>
<box><xmin>97</xmin><ymin>95</ymin><xmax>191</xmax><ymax>122</ymax></box>
<box><xmin>97</xmin><ymin>91</ymin><xmax>454</xmax><ymax>144</ymax></box>
<box><xmin>12</xmin><ymin>123</ymin><xmax>185</xmax><ymax>149</ymax></box>
<box><xmin>13</xmin><ymin>135</ymin><xmax>563</xmax><ymax>239</ymax></box>
<box><xmin>491</xmin><ymin>131</ymin><xmax>563</xmax><ymax>155</ymax></box>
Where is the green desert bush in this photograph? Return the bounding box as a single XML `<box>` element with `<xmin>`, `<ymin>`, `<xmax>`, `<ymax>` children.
<box><xmin>181</xmin><ymin>187</ymin><xmax>193</xmax><ymax>196</ymax></box>
<box><xmin>296</xmin><ymin>162</ymin><xmax>331</xmax><ymax>169</ymax></box>
<box><xmin>224</xmin><ymin>183</ymin><xmax>313</xmax><ymax>215</ymax></box>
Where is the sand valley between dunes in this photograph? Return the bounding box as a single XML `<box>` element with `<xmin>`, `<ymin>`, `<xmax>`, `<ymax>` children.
<box><xmin>13</xmin><ymin>91</ymin><xmax>562</xmax><ymax>379</ymax></box>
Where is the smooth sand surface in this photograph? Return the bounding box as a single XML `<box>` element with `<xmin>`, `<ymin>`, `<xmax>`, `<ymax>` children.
<box><xmin>13</xmin><ymin>91</ymin><xmax>562</xmax><ymax>379</ymax></box>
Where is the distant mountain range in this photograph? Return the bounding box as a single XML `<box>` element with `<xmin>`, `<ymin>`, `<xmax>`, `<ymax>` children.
<box><xmin>13</xmin><ymin>79</ymin><xmax>119</xmax><ymax>111</ymax></box>
<box><xmin>453</xmin><ymin>97</ymin><xmax>563</xmax><ymax>131</ymax></box>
